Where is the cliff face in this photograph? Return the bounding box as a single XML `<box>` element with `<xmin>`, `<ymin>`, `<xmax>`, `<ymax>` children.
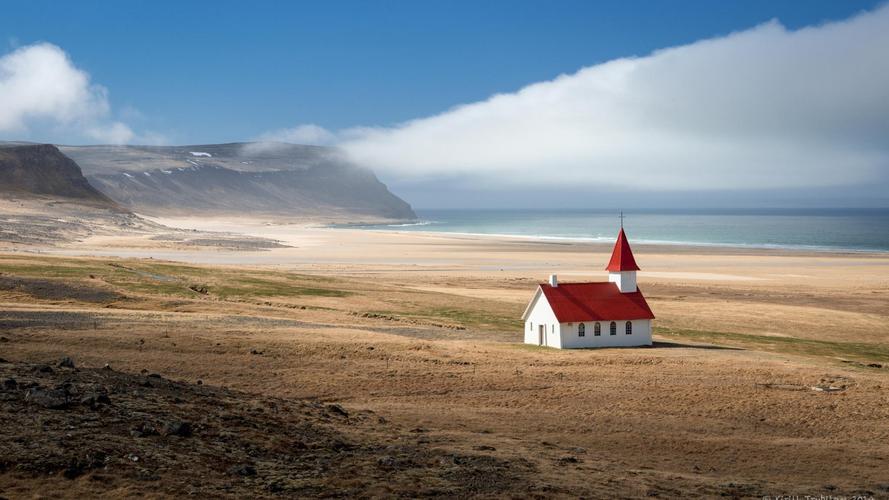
<box><xmin>61</xmin><ymin>143</ymin><xmax>416</xmax><ymax>220</ymax></box>
<box><xmin>0</xmin><ymin>144</ymin><xmax>115</xmax><ymax>206</ymax></box>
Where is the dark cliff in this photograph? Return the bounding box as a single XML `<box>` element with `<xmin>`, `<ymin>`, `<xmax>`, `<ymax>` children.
<box><xmin>0</xmin><ymin>144</ymin><xmax>116</xmax><ymax>206</ymax></box>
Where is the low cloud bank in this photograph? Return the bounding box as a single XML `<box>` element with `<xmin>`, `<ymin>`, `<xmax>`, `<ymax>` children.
<box><xmin>285</xmin><ymin>5</ymin><xmax>889</xmax><ymax>191</ymax></box>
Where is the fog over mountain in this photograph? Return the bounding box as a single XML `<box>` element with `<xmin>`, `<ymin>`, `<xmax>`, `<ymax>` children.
<box><xmin>61</xmin><ymin>143</ymin><xmax>415</xmax><ymax>220</ymax></box>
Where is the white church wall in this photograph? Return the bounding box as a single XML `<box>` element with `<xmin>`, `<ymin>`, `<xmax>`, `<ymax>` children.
<box><xmin>524</xmin><ymin>290</ymin><xmax>561</xmax><ymax>347</ymax></box>
<box><xmin>559</xmin><ymin>319</ymin><xmax>652</xmax><ymax>348</ymax></box>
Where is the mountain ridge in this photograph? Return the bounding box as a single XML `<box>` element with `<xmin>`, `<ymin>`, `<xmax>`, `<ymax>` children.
<box><xmin>59</xmin><ymin>142</ymin><xmax>416</xmax><ymax>220</ymax></box>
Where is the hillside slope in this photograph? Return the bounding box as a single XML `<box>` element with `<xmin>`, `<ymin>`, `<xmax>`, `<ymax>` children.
<box><xmin>0</xmin><ymin>143</ymin><xmax>287</xmax><ymax>248</ymax></box>
<box><xmin>61</xmin><ymin>143</ymin><xmax>416</xmax><ymax>220</ymax></box>
<box><xmin>0</xmin><ymin>144</ymin><xmax>115</xmax><ymax>206</ymax></box>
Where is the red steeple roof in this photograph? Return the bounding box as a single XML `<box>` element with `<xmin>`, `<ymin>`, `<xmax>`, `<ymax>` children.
<box><xmin>605</xmin><ymin>228</ymin><xmax>640</xmax><ymax>272</ymax></box>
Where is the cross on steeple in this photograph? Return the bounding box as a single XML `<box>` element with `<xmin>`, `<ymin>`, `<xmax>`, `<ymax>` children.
<box><xmin>619</xmin><ymin>211</ymin><xmax>625</xmax><ymax>229</ymax></box>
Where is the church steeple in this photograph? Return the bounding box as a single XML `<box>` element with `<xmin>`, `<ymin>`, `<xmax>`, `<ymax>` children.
<box><xmin>606</xmin><ymin>228</ymin><xmax>639</xmax><ymax>293</ymax></box>
<box><xmin>606</xmin><ymin>228</ymin><xmax>640</xmax><ymax>272</ymax></box>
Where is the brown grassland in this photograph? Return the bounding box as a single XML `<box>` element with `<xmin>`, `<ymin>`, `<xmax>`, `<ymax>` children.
<box><xmin>1</xmin><ymin>226</ymin><xmax>888</xmax><ymax>498</ymax></box>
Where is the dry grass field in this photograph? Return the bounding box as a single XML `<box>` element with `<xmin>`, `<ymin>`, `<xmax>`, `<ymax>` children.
<box><xmin>1</xmin><ymin>229</ymin><xmax>889</xmax><ymax>497</ymax></box>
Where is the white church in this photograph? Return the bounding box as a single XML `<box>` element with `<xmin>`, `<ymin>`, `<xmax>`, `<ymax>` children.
<box><xmin>521</xmin><ymin>227</ymin><xmax>655</xmax><ymax>348</ymax></box>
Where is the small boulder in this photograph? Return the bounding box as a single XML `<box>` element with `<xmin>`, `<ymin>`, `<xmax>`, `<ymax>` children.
<box><xmin>160</xmin><ymin>420</ymin><xmax>192</xmax><ymax>437</ymax></box>
<box><xmin>131</xmin><ymin>422</ymin><xmax>158</xmax><ymax>438</ymax></box>
<box><xmin>26</xmin><ymin>387</ymin><xmax>71</xmax><ymax>409</ymax></box>
<box><xmin>326</xmin><ymin>404</ymin><xmax>349</xmax><ymax>417</ymax></box>
<box><xmin>58</xmin><ymin>357</ymin><xmax>76</xmax><ymax>369</ymax></box>
<box><xmin>227</xmin><ymin>464</ymin><xmax>257</xmax><ymax>476</ymax></box>
<box><xmin>3</xmin><ymin>378</ymin><xmax>17</xmax><ymax>390</ymax></box>
<box><xmin>80</xmin><ymin>393</ymin><xmax>111</xmax><ymax>409</ymax></box>
<box><xmin>330</xmin><ymin>439</ymin><xmax>354</xmax><ymax>452</ymax></box>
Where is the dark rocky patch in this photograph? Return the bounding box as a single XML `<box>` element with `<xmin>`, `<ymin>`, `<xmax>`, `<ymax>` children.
<box><xmin>0</xmin><ymin>360</ymin><xmax>534</xmax><ymax>497</ymax></box>
<box><xmin>0</xmin><ymin>275</ymin><xmax>122</xmax><ymax>303</ymax></box>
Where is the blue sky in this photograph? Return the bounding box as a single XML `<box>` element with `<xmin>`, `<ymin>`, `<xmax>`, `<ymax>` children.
<box><xmin>1</xmin><ymin>1</ymin><xmax>888</xmax><ymax>208</ymax></box>
<box><xmin>1</xmin><ymin>0</ymin><xmax>882</xmax><ymax>144</ymax></box>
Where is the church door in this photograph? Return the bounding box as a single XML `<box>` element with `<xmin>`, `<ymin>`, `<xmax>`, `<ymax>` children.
<box><xmin>538</xmin><ymin>324</ymin><xmax>545</xmax><ymax>346</ymax></box>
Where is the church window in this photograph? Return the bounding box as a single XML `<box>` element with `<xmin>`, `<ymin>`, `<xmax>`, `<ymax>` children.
<box><xmin>609</xmin><ymin>321</ymin><xmax>617</xmax><ymax>335</ymax></box>
<box><xmin>625</xmin><ymin>321</ymin><xmax>632</xmax><ymax>335</ymax></box>
<box><xmin>594</xmin><ymin>322</ymin><xmax>601</xmax><ymax>336</ymax></box>
<box><xmin>578</xmin><ymin>323</ymin><xmax>585</xmax><ymax>336</ymax></box>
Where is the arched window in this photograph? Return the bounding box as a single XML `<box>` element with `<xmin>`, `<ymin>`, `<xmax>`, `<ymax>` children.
<box><xmin>578</xmin><ymin>323</ymin><xmax>585</xmax><ymax>336</ymax></box>
<box><xmin>625</xmin><ymin>321</ymin><xmax>633</xmax><ymax>335</ymax></box>
<box><xmin>594</xmin><ymin>322</ymin><xmax>601</xmax><ymax>336</ymax></box>
<box><xmin>609</xmin><ymin>321</ymin><xmax>617</xmax><ymax>335</ymax></box>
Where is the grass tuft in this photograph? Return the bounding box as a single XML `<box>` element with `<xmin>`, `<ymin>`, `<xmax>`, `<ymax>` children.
<box><xmin>656</xmin><ymin>326</ymin><xmax>889</xmax><ymax>364</ymax></box>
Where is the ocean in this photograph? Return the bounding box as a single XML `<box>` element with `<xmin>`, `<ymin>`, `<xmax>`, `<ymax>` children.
<box><xmin>351</xmin><ymin>208</ymin><xmax>889</xmax><ymax>252</ymax></box>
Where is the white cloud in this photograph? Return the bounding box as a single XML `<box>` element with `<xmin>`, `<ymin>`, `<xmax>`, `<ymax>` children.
<box><xmin>85</xmin><ymin>121</ymin><xmax>134</xmax><ymax>144</ymax></box>
<box><xmin>0</xmin><ymin>42</ymin><xmax>135</xmax><ymax>144</ymax></box>
<box><xmin>325</xmin><ymin>4</ymin><xmax>889</xmax><ymax>191</ymax></box>
<box><xmin>241</xmin><ymin>124</ymin><xmax>344</xmax><ymax>155</ymax></box>
<box><xmin>257</xmin><ymin>124</ymin><xmax>338</xmax><ymax>146</ymax></box>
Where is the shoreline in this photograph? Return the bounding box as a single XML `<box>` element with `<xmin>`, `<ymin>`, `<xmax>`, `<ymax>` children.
<box><xmin>4</xmin><ymin>215</ymin><xmax>886</xmax><ymax>270</ymax></box>
<box><xmin>341</xmin><ymin>226</ymin><xmax>889</xmax><ymax>256</ymax></box>
<box><xmin>92</xmin><ymin>217</ymin><xmax>889</xmax><ymax>260</ymax></box>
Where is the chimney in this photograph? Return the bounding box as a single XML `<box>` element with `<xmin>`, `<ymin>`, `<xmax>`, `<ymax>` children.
<box><xmin>549</xmin><ymin>274</ymin><xmax>558</xmax><ymax>287</ymax></box>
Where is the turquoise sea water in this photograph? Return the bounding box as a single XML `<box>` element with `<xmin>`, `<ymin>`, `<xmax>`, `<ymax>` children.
<box><xmin>351</xmin><ymin>209</ymin><xmax>889</xmax><ymax>252</ymax></box>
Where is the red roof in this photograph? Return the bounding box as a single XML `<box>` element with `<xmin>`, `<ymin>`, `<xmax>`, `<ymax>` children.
<box><xmin>539</xmin><ymin>282</ymin><xmax>655</xmax><ymax>322</ymax></box>
<box><xmin>605</xmin><ymin>228</ymin><xmax>640</xmax><ymax>272</ymax></box>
